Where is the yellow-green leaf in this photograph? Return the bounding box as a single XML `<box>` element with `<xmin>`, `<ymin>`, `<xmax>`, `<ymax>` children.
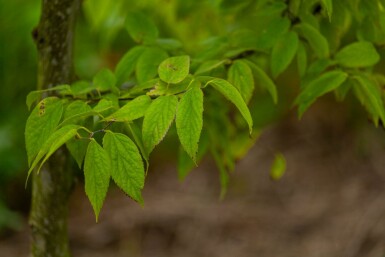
<box><xmin>84</xmin><ymin>139</ymin><xmax>111</xmax><ymax>222</ymax></box>
<box><xmin>335</xmin><ymin>41</ymin><xmax>380</xmax><ymax>68</ymax></box>
<box><xmin>142</xmin><ymin>95</ymin><xmax>178</xmax><ymax>155</ymax></box>
<box><xmin>295</xmin><ymin>71</ymin><xmax>348</xmax><ymax>117</ymax></box>
<box><xmin>103</xmin><ymin>131</ymin><xmax>144</xmax><ymax>203</ymax></box>
<box><xmin>158</xmin><ymin>55</ymin><xmax>190</xmax><ymax>84</ymax></box>
<box><xmin>271</xmin><ymin>31</ymin><xmax>299</xmax><ymax>78</ymax></box>
<box><xmin>228</xmin><ymin>60</ymin><xmax>255</xmax><ymax>103</ymax></box>
<box><xmin>244</xmin><ymin>60</ymin><xmax>278</xmax><ymax>104</ymax></box>
<box><xmin>27</xmin><ymin>125</ymin><xmax>81</xmax><ymax>180</ymax></box>
<box><xmin>25</xmin><ymin>97</ymin><xmax>64</xmax><ymax>166</ymax></box>
<box><xmin>352</xmin><ymin>74</ymin><xmax>385</xmax><ymax>125</ymax></box>
<box><xmin>136</xmin><ymin>47</ymin><xmax>168</xmax><ymax>84</ymax></box>
<box><xmin>176</xmin><ymin>84</ymin><xmax>203</xmax><ymax>162</ymax></box>
<box><xmin>115</xmin><ymin>46</ymin><xmax>146</xmax><ymax>86</ymax></box>
<box><xmin>208</xmin><ymin>78</ymin><xmax>253</xmax><ymax>134</ymax></box>
<box><xmin>297</xmin><ymin>23</ymin><xmax>329</xmax><ymax>58</ymax></box>
<box><xmin>270</xmin><ymin>153</ymin><xmax>286</xmax><ymax>180</ymax></box>
<box><xmin>105</xmin><ymin>95</ymin><xmax>152</xmax><ymax>122</ymax></box>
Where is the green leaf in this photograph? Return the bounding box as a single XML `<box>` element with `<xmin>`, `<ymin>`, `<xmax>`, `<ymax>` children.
<box><xmin>270</xmin><ymin>31</ymin><xmax>299</xmax><ymax>78</ymax></box>
<box><xmin>156</xmin><ymin>38</ymin><xmax>183</xmax><ymax>50</ymax></box>
<box><xmin>93</xmin><ymin>68</ymin><xmax>117</xmax><ymax>92</ymax></box>
<box><xmin>335</xmin><ymin>41</ymin><xmax>380</xmax><ymax>68</ymax></box>
<box><xmin>64</xmin><ymin>101</ymin><xmax>92</xmax><ymax>168</ymax></box>
<box><xmin>27</xmin><ymin>125</ymin><xmax>81</xmax><ymax>181</ymax></box>
<box><xmin>244</xmin><ymin>60</ymin><xmax>278</xmax><ymax>104</ymax></box>
<box><xmin>158</xmin><ymin>55</ymin><xmax>190</xmax><ymax>84</ymax></box>
<box><xmin>25</xmin><ymin>97</ymin><xmax>64</xmax><ymax>166</ymax></box>
<box><xmin>255</xmin><ymin>17</ymin><xmax>291</xmax><ymax>50</ymax></box>
<box><xmin>105</xmin><ymin>95</ymin><xmax>152</xmax><ymax>122</ymax></box>
<box><xmin>125</xmin><ymin>11</ymin><xmax>159</xmax><ymax>44</ymax></box>
<box><xmin>67</xmin><ymin>136</ymin><xmax>89</xmax><ymax>169</ymax></box>
<box><xmin>270</xmin><ymin>153</ymin><xmax>286</xmax><ymax>180</ymax></box>
<box><xmin>93</xmin><ymin>99</ymin><xmax>116</xmax><ymax>114</ymax></box>
<box><xmin>322</xmin><ymin>0</ymin><xmax>333</xmax><ymax>21</ymax></box>
<box><xmin>295</xmin><ymin>71</ymin><xmax>348</xmax><ymax>117</ymax></box>
<box><xmin>176</xmin><ymin>84</ymin><xmax>204</xmax><ymax>162</ymax></box>
<box><xmin>228</xmin><ymin>60</ymin><xmax>255</xmax><ymax>103</ymax></box>
<box><xmin>136</xmin><ymin>47</ymin><xmax>169</xmax><ymax>84</ymax></box>
<box><xmin>37</xmin><ymin>125</ymin><xmax>82</xmax><ymax>173</ymax></box>
<box><xmin>64</xmin><ymin>100</ymin><xmax>92</xmax><ymax>125</ymax></box>
<box><xmin>208</xmin><ymin>78</ymin><xmax>253</xmax><ymax>134</ymax></box>
<box><xmin>297</xmin><ymin>23</ymin><xmax>329</xmax><ymax>58</ymax></box>
<box><xmin>84</xmin><ymin>139</ymin><xmax>111</xmax><ymax>222</ymax></box>
<box><xmin>142</xmin><ymin>95</ymin><xmax>178</xmax><ymax>155</ymax></box>
<box><xmin>26</xmin><ymin>85</ymin><xmax>72</xmax><ymax>110</ymax></box>
<box><xmin>194</xmin><ymin>60</ymin><xmax>227</xmax><ymax>75</ymax></box>
<box><xmin>103</xmin><ymin>131</ymin><xmax>144</xmax><ymax>203</ymax></box>
<box><xmin>65</xmin><ymin>101</ymin><xmax>92</xmax><ymax>119</ymax></box>
<box><xmin>115</xmin><ymin>46</ymin><xmax>146</xmax><ymax>86</ymax></box>
<box><xmin>71</xmin><ymin>81</ymin><xmax>95</xmax><ymax>96</ymax></box>
<box><xmin>296</xmin><ymin>41</ymin><xmax>307</xmax><ymax>77</ymax></box>
<box><xmin>352</xmin><ymin>74</ymin><xmax>385</xmax><ymax>125</ymax></box>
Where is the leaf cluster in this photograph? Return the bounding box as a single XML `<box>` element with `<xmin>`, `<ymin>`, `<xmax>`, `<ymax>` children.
<box><xmin>26</xmin><ymin>0</ymin><xmax>385</xmax><ymax>220</ymax></box>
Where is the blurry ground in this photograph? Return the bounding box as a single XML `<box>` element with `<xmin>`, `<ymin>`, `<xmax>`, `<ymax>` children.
<box><xmin>1</xmin><ymin>100</ymin><xmax>385</xmax><ymax>257</ymax></box>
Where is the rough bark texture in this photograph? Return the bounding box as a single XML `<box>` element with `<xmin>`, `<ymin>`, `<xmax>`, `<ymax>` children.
<box><xmin>29</xmin><ymin>0</ymin><xmax>80</xmax><ymax>256</ymax></box>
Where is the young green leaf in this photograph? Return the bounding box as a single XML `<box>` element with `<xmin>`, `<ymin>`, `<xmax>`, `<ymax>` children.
<box><xmin>142</xmin><ymin>95</ymin><xmax>178</xmax><ymax>155</ymax></box>
<box><xmin>93</xmin><ymin>68</ymin><xmax>117</xmax><ymax>92</ymax></box>
<box><xmin>270</xmin><ymin>31</ymin><xmax>299</xmax><ymax>78</ymax></box>
<box><xmin>352</xmin><ymin>74</ymin><xmax>385</xmax><ymax>125</ymax></box>
<box><xmin>136</xmin><ymin>47</ymin><xmax>169</xmax><ymax>84</ymax></box>
<box><xmin>335</xmin><ymin>41</ymin><xmax>380</xmax><ymax>68</ymax></box>
<box><xmin>27</xmin><ymin>125</ymin><xmax>81</xmax><ymax>179</ymax></box>
<box><xmin>84</xmin><ymin>139</ymin><xmax>111</xmax><ymax>222</ymax></box>
<box><xmin>322</xmin><ymin>0</ymin><xmax>333</xmax><ymax>21</ymax></box>
<box><xmin>103</xmin><ymin>131</ymin><xmax>144</xmax><ymax>203</ymax></box>
<box><xmin>125</xmin><ymin>11</ymin><xmax>159</xmax><ymax>44</ymax></box>
<box><xmin>158</xmin><ymin>55</ymin><xmax>190</xmax><ymax>84</ymax></box>
<box><xmin>25</xmin><ymin>97</ymin><xmax>64</xmax><ymax>166</ymax></box>
<box><xmin>295</xmin><ymin>71</ymin><xmax>348</xmax><ymax>117</ymax></box>
<box><xmin>228</xmin><ymin>60</ymin><xmax>255</xmax><ymax>103</ymax></box>
<box><xmin>270</xmin><ymin>153</ymin><xmax>286</xmax><ymax>180</ymax></box>
<box><xmin>297</xmin><ymin>23</ymin><xmax>329</xmax><ymax>58</ymax></box>
<box><xmin>208</xmin><ymin>78</ymin><xmax>253</xmax><ymax>134</ymax></box>
<box><xmin>243</xmin><ymin>60</ymin><xmax>278</xmax><ymax>104</ymax></box>
<box><xmin>176</xmin><ymin>84</ymin><xmax>204</xmax><ymax>162</ymax></box>
<box><xmin>115</xmin><ymin>46</ymin><xmax>146</xmax><ymax>86</ymax></box>
<box><xmin>36</xmin><ymin>125</ymin><xmax>82</xmax><ymax>173</ymax></box>
<box><xmin>105</xmin><ymin>95</ymin><xmax>152</xmax><ymax>122</ymax></box>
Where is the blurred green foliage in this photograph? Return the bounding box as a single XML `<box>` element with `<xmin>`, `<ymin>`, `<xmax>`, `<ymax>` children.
<box><xmin>0</xmin><ymin>0</ymin><xmax>40</xmax><ymax>231</ymax></box>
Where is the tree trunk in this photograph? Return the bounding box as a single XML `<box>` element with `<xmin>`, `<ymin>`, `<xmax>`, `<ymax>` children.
<box><xmin>29</xmin><ymin>0</ymin><xmax>80</xmax><ymax>256</ymax></box>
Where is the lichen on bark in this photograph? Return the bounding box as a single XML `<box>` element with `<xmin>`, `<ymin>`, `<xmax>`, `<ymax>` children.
<box><xmin>29</xmin><ymin>0</ymin><xmax>80</xmax><ymax>256</ymax></box>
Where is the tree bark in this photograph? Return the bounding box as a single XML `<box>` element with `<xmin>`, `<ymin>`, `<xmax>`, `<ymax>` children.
<box><xmin>29</xmin><ymin>0</ymin><xmax>80</xmax><ymax>256</ymax></box>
